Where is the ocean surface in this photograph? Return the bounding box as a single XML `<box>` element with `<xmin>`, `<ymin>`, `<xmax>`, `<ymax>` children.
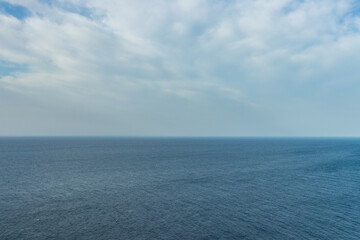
<box><xmin>0</xmin><ymin>137</ymin><xmax>359</xmax><ymax>239</ymax></box>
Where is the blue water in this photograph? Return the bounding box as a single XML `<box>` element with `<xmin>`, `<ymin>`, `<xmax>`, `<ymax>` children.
<box><xmin>0</xmin><ymin>137</ymin><xmax>359</xmax><ymax>239</ymax></box>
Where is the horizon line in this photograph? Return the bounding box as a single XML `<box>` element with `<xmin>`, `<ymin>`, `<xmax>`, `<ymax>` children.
<box><xmin>1</xmin><ymin>136</ymin><xmax>360</xmax><ymax>138</ymax></box>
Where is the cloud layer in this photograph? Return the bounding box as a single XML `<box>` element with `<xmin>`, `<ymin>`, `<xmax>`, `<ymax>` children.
<box><xmin>1</xmin><ymin>0</ymin><xmax>360</xmax><ymax>136</ymax></box>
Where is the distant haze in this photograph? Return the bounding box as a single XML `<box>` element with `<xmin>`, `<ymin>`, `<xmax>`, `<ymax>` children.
<box><xmin>1</xmin><ymin>0</ymin><xmax>360</xmax><ymax>136</ymax></box>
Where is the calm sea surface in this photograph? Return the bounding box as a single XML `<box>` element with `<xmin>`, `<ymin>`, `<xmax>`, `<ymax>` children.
<box><xmin>0</xmin><ymin>137</ymin><xmax>359</xmax><ymax>239</ymax></box>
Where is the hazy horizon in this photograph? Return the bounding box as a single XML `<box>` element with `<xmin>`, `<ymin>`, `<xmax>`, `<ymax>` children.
<box><xmin>2</xmin><ymin>135</ymin><xmax>360</xmax><ymax>138</ymax></box>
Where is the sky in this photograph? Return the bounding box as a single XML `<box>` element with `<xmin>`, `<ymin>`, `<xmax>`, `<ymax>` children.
<box><xmin>1</xmin><ymin>0</ymin><xmax>360</xmax><ymax>136</ymax></box>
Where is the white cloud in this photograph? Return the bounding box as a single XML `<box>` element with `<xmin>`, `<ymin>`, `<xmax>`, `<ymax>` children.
<box><xmin>1</xmin><ymin>0</ymin><xmax>360</xmax><ymax>136</ymax></box>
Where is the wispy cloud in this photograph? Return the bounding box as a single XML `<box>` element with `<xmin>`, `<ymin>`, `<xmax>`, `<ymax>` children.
<box><xmin>1</xmin><ymin>0</ymin><xmax>360</xmax><ymax>136</ymax></box>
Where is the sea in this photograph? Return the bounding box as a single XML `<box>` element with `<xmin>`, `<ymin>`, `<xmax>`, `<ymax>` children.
<box><xmin>0</xmin><ymin>137</ymin><xmax>359</xmax><ymax>239</ymax></box>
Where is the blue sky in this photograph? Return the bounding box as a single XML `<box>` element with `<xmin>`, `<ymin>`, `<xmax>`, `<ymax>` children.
<box><xmin>1</xmin><ymin>0</ymin><xmax>360</xmax><ymax>136</ymax></box>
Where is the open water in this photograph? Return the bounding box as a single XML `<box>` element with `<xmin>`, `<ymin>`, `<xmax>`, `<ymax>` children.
<box><xmin>0</xmin><ymin>137</ymin><xmax>359</xmax><ymax>239</ymax></box>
